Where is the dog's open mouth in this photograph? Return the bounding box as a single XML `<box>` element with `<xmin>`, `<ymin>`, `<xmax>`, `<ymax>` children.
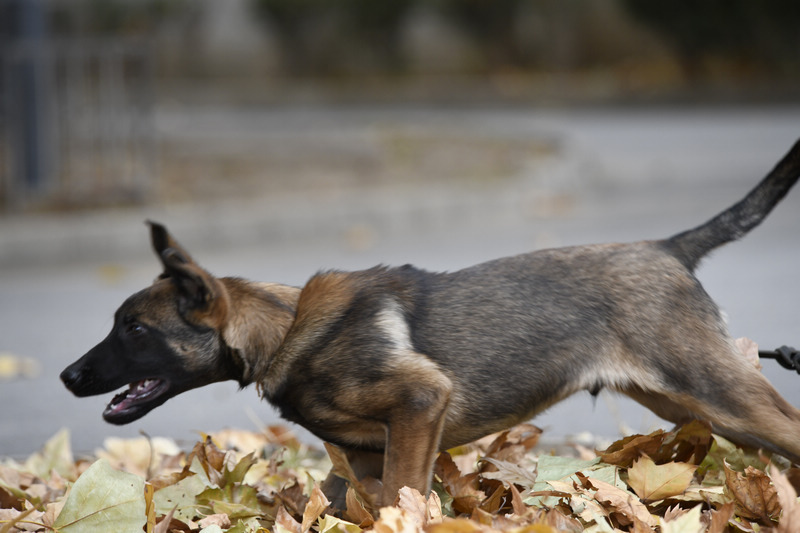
<box><xmin>103</xmin><ymin>379</ymin><xmax>170</xmax><ymax>424</ymax></box>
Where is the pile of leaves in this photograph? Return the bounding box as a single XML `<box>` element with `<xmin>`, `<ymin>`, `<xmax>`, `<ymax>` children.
<box><xmin>1</xmin><ymin>421</ymin><xmax>799</xmax><ymax>532</ymax></box>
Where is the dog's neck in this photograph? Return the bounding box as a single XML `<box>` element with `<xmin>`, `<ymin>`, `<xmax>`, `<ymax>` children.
<box><xmin>219</xmin><ymin>278</ymin><xmax>301</xmax><ymax>385</ymax></box>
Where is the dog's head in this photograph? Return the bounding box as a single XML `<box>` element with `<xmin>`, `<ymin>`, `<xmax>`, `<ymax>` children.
<box><xmin>60</xmin><ymin>222</ymin><xmax>242</xmax><ymax>425</ymax></box>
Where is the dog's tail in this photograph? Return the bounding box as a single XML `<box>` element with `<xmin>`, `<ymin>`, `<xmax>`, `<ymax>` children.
<box><xmin>663</xmin><ymin>138</ymin><xmax>800</xmax><ymax>271</ymax></box>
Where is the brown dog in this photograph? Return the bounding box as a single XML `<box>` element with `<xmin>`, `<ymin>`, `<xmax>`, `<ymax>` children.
<box><xmin>62</xmin><ymin>139</ymin><xmax>800</xmax><ymax>507</ymax></box>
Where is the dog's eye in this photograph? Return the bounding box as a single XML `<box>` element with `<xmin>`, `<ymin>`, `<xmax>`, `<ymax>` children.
<box><xmin>125</xmin><ymin>322</ymin><xmax>146</xmax><ymax>336</ymax></box>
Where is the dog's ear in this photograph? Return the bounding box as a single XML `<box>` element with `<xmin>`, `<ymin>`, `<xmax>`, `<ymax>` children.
<box><xmin>147</xmin><ymin>221</ymin><xmax>229</xmax><ymax>326</ymax></box>
<box><xmin>148</xmin><ymin>221</ymin><xmax>195</xmax><ymax>271</ymax></box>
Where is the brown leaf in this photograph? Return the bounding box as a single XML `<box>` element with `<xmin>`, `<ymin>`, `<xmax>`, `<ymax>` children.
<box><xmin>277</xmin><ymin>481</ymin><xmax>308</xmax><ymax>518</ymax></box>
<box><xmin>275</xmin><ymin>505</ymin><xmax>302</xmax><ymax>533</ymax></box>
<box><xmin>324</xmin><ymin>443</ymin><xmax>377</xmax><ymax>509</ymax></box>
<box><xmin>705</xmin><ymin>502</ymin><xmax>735</xmax><ymax>533</ymax></box>
<box><xmin>627</xmin><ymin>456</ymin><xmax>696</xmax><ymax>502</ymax></box>
<box><xmin>771</xmin><ymin>465</ymin><xmax>800</xmax><ymax>533</ymax></box>
<box><xmin>344</xmin><ymin>487</ymin><xmax>375</xmax><ymax>527</ymax></box>
<box><xmin>590</xmin><ymin>476</ymin><xmax>656</xmax><ymax>529</ymax></box>
<box><xmin>198</xmin><ymin>513</ymin><xmax>232</xmax><ymax>529</ymax></box>
<box><xmin>433</xmin><ymin>452</ymin><xmax>484</xmax><ymax>515</ymax></box>
<box><xmin>600</xmin><ymin>431</ymin><xmax>667</xmax><ymax>467</ymax></box>
<box><xmin>660</xmin><ymin>420</ymin><xmax>713</xmax><ymax>465</ymax></box>
<box><xmin>724</xmin><ymin>462</ymin><xmax>780</xmax><ymax>523</ymax></box>
<box><xmin>509</xmin><ymin>483</ymin><xmax>529</xmax><ymax>518</ymax></box>
<box><xmin>542</xmin><ymin>508</ymin><xmax>583</xmax><ymax>533</ymax></box>
<box><xmin>662</xmin><ymin>504</ymin><xmax>686</xmax><ymax>522</ymax></box>
<box><xmin>153</xmin><ymin>505</ymin><xmax>178</xmax><ymax>533</ymax></box>
<box><xmin>478</xmin><ymin>484</ymin><xmax>508</xmax><ymax>514</ymax></box>
<box><xmin>301</xmin><ymin>485</ymin><xmax>330</xmax><ymax>533</ymax></box>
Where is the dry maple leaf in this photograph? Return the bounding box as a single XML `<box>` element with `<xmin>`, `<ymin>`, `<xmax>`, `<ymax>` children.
<box><xmin>626</xmin><ymin>456</ymin><xmax>696</xmax><ymax>502</ymax></box>
<box><xmin>723</xmin><ymin>462</ymin><xmax>781</xmax><ymax>523</ymax></box>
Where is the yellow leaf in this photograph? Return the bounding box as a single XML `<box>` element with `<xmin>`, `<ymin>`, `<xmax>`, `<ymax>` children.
<box><xmin>627</xmin><ymin>456</ymin><xmax>696</xmax><ymax>502</ymax></box>
<box><xmin>318</xmin><ymin>514</ymin><xmax>363</xmax><ymax>533</ymax></box>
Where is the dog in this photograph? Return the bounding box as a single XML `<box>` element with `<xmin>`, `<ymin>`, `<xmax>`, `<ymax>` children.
<box><xmin>62</xmin><ymin>138</ymin><xmax>800</xmax><ymax>508</ymax></box>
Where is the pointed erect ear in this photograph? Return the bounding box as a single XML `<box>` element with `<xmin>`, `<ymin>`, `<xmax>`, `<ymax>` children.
<box><xmin>146</xmin><ymin>221</ymin><xmax>228</xmax><ymax>324</ymax></box>
<box><xmin>148</xmin><ymin>220</ymin><xmax>196</xmax><ymax>271</ymax></box>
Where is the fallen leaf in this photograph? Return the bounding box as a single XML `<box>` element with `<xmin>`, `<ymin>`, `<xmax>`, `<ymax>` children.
<box><xmin>344</xmin><ymin>487</ymin><xmax>375</xmax><ymax>527</ymax></box>
<box><xmin>318</xmin><ymin>513</ymin><xmax>363</xmax><ymax>533</ymax></box>
<box><xmin>627</xmin><ymin>456</ymin><xmax>696</xmax><ymax>502</ymax></box>
<box><xmin>198</xmin><ymin>513</ymin><xmax>231</xmax><ymax>529</ymax></box>
<box><xmin>433</xmin><ymin>453</ymin><xmax>484</xmax><ymax>515</ymax></box>
<box><xmin>771</xmin><ymin>465</ymin><xmax>800</xmax><ymax>532</ymax></box>
<box><xmin>706</xmin><ymin>502</ymin><xmax>735</xmax><ymax>533</ymax></box>
<box><xmin>395</xmin><ymin>487</ymin><xmax>426</xmax><ymax>527</ymax></box>
<box><xmin>724</xmin><ymin>462</ymin><xmax>780</xmax><ymax>523</ymax></box>
<box><xmin>23</xmin><ymin>429</ymin><xmax>76</xmax><ymax>481</ymax></box>
<box><xmin>590</xmin><ymin>476</ymin><xmax>655</xmax><ymax>528</ymax></box>
<box><xmin>600</xmin><ymin>431</ymin><xmax>666</xmax><ymax>467</ymax></box>
<box><xmin>52</xmin><ymin>459</ymin><xmax>145</xmax><ymax>532</ymax></box>
<box><xmin>372</xmin><ymin>505</ymin><xmax>423</xmax><ymax>533</ymax></box>
<box><xmin>275</xmin><ymin>505</ymin><xmax>302</xmax><ymax>533</ymax></box>
<box><xmin>324</xmin><ymin>443</ymin><xmax>376</xmax><ymax>509</ymax></box>
<box><xmin>659</xmin><ymin>504</ymin><xmax>704</xmax><ymax>533</ymax></box>
<box><xmin>480</xmin><ymin>457</ymin><xmax>538</xmax><ymax>489</ymax></box>
<box><xmin>301</xmin><ymin>485</ymin><xmax>330</xmax><ymax>533</ymax></box>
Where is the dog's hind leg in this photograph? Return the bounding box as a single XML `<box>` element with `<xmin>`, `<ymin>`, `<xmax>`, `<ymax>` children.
<box><xmin>618</xmin><ymin>354</ymin><xmax>800</xmax><ymax>464</ymax></box>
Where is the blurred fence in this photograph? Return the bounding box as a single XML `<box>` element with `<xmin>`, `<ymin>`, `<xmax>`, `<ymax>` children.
<box><xmin>0</xmin><ymin>38</ymin><xmax>156</xmax><ymax>210</ymax></box>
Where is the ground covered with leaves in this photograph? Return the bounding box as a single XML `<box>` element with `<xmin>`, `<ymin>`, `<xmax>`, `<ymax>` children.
<box><xmin>1</xmin><ymin>421</ymin><xmax>799</xmax><ymax>533</ymax></box>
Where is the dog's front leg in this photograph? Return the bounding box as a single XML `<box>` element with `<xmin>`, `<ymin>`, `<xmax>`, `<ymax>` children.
<box><xmin>380</xmin><ymin>374</ymin><xmax>452</xmax><ymax>507</ymax></box>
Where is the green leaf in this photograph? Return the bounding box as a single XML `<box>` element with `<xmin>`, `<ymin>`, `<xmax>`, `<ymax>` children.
<box><xmin>534</xmin><ymin>455</ymin><xmax>606</xmax><ymax>487</ymax></box>
<box><xmin>52</xmin><ymin>459</ymin><xmax>145</xmax><ymax>533</ymax></box>
<box><xmin>152</xmin><ymin>472</ymin><xmax>207</xmax><ymax>523</ymax></box>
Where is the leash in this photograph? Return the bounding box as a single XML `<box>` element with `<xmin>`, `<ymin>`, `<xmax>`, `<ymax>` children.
<box><xmin>759</xmin><ymin>346</ymin><xmax>800</xmax><ymax>373</ymax></box>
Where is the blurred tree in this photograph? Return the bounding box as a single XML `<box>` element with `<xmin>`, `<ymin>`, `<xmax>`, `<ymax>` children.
<box><xmin>622</xmin><ymin>0</ymin><xmax>800</xmax><ymax>80</ymax></box>
<box><xmin>252</xmin><ymin>0</ymin><xmax>413</xmax><ymax>76</ymax></box>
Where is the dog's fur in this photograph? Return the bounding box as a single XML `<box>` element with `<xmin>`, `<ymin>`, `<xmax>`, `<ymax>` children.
<box><xmin>62</xmin><ymin>139</ymin><xmax>800</xmax><ymax>507</ymax></box>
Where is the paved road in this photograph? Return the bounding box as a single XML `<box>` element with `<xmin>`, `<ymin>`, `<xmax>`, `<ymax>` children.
<box><xmin>1</xmin><ymin>105</ymin><xmax>799</xmax><ymax>458</ymax></box>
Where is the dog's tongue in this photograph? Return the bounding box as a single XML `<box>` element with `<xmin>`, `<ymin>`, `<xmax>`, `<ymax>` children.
<box><xmin>105</xmin><ymin>379</ymin><xmax>160</xmax><ymax>414</ymax></box>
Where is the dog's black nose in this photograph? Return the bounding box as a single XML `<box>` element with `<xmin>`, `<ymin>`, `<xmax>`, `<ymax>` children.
<box><xmin>60</xmin><ymin>366</ymin><xmax>82</xmax><ymax>389</ymax></box>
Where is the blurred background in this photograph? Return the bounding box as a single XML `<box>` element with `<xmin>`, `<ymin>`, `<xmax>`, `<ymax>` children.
<box><xmin>1</xmin><ymin>0</ymin><xmax>799</xmax><ymax>458</ymax></box>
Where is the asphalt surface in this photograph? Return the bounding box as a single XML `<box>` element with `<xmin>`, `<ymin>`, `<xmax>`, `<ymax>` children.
<box><xmin>1</xmin><ymin>105</ymin><xmax>799</xmax><ymax>458</ymax></box>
